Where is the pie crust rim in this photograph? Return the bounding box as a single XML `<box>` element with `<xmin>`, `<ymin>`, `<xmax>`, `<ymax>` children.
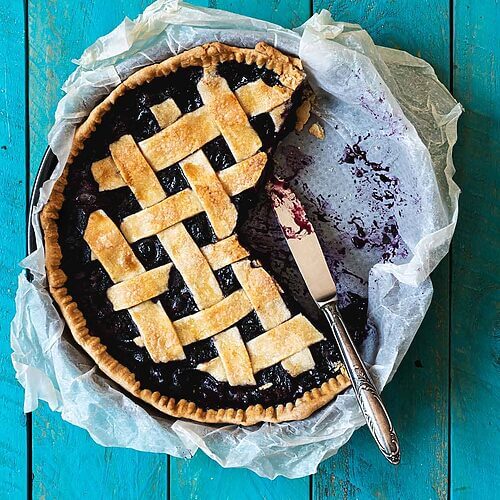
<box><xmin>40</xmin><ymin>41</ymin><xmax>351</xmax><ymax>426</ymax></box>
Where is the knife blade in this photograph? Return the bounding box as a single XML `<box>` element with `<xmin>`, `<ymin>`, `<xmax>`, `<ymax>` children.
<box><xmin>268</xmin><ymin>177</ymin><xmax>401</xmax><ymax>465</ymax></box>
<box><xmin>267</xmin><ymin>177</ymin><xmax>336</xmax><ymax>305</ymax></box>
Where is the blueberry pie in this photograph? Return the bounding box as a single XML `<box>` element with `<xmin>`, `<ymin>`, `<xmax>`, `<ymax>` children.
<box><xmin>42</xmin><ymin>42</ymin><xmax>350</xmax><ymax>425</ymax></box>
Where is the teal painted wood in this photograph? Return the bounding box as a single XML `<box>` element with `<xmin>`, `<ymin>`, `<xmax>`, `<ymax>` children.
<box><xmin>28</xmin><ymin>1</ymin><xmax>167</xmax><ymax>498</ymax></box>
<box><xmin>451</xmin><ymin>0</ymin><xmax>499</xmax><ymax>497</ymax></box>
<box><xmin>200</xmin><ymin>0</ymin><xmax>311</xmax><ymax>27</ymax></box>
<box><xmin>171</xmin><ymin>452</ymin><xmax>310</xmax><ymax>500</ymax></box>
<box><xmin>0</xmin><ymin>0</ymin><xmax>28</xmax><ymax>498</ymax></box>
<box><xmin>311</xmin><ymin>1</ymin><xmax>451</xmax><ymax>498</ymax></box>
<box><xmin>168</xmin><ymin>0</ymin><xmax>311</xmax><ymax>496</ymax></box>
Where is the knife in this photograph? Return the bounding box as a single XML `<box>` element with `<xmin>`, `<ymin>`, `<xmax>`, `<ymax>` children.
<box><xmin>268</xmin><ymin>177</ymin><xmax>400</xmax><ymax>465</ymax></box>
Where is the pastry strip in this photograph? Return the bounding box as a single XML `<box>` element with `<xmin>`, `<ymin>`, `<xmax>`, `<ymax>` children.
<box><xmin>107</xmin><ymin>263</ymin><xmax>172</xmax><ymax>311</ymax></box>
<box><xmin>247</xmin><ymin>315</ymin><xmax>324</xmax><ymax>373</ymax></box>
<box><xmin>217</xmin><ymin>152</ymin><xmax>267</xmax><ymax>196</ymax></box>
<box><xmin>180</xmin><ymin>150</ymin><xmax>238</xmax><ymax>239</ymax></box>
<box><xmin>174</xmin><ymin>289</ymin><xmax>253</xmax><ymax>345</ymax></box>
<box><xmin>213</xmin><ymin>327</ymin><xmax>256</xmax><ymax>386</ymax></box>
<box><xmin>90</xmin><ymin>151</ymin><xmax>268</xmax><ymax>200</ymax></box>
<box><xmin>269</xmin><ymin>103</ymin><xmax>288</xmax><ymax>132</ymax></box>
<box><xmin>83</xmin><ymin>210</ymin><xmax>144</xmax><ymax>282</ymax></box>
<box><xmin>235</xmin><ymin>79</ymin><xmax>294</xmax><ymax>116</ymax></box>
<box><xmin>129</xmin><ymin>300</ymin><xmax>185</xmax><ymax>362</ymax></box>
<box><xmin>201</xmin><ymin>235</ymin><xmax>249</xmax><ymax>270</ymax></box>
<box><xmin>197</xmin><ymin>71</ymin><xmax>262</xmax><ymax>162</ymax></box>
<box><xmin>157</xmin><ymin>223</ymin><xmax>223</xmax><ymax>309</ymax></box>
<box><xmin>109</xmin><ymin>135</ymin><xmax>166</xmax><ymax>208</ymax></box>
<box><xmin>120</xmin><ymin>189</ymin><xmax>203</xmax><ymax>242</ymax></box>
<box><xmin>281</xmin><ymin>348</ymin><xmax>315</xmax><ymax>377</ymax></box>
<box><xmin>139</xmin><ymin>106</ymin><xmax>219</xmax><ymax>171</ymax></box>
<box><xmin>150</xmin><ymin>98</ymin><xmax>181</xmax><ymax>129</ymax></box>
<box><xmin>196</xmin><ymin>358</ymin><xmax>227</xmax><ymax>382</ymax></box>
<box><xmin>91</xmin><ymin>157</ymin><xmax>126</xmax><ymax>191</ymax></box>
<box><xmin>232</xmin><ymin>259</ymin><xmax>291</xmax><ymax>330</ymax></box>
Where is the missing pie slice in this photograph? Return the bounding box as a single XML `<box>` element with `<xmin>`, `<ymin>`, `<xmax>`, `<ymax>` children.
<box><xmin>42</xmin><ymin>42</ymin><xmax>350</xmax><ymax>425</ymax></box>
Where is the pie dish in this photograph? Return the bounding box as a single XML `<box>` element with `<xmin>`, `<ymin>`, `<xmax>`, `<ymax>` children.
<box><xmin>41</xmin><ymin>42</ymin><xmax>350</xmax><ymax>425</ymax></box>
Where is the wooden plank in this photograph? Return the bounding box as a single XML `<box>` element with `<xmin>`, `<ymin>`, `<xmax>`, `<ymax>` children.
<box><xmin>0</xmin><ymin>0</ymin><xmax>28</xmax><ymax>497</ymax></box>
<box><xmin>169</xmin><ymin>0</ymin><xmax>311</xmax><ymax>496</ymax></box>
<box><xmin>171</xmin><ymin>453</ymin><xmax>310</xmax><ymax>500</ymax></box>
<box><xmin>312</xmin><ymin>1</ymin><xmax>451</xmax><ymax>498</ymax></box>
<box><xmin>451</xmin><ymin>0</ymin><xmax>499</xmax><ymax>497</ymax></box>
<box><xmin>28</xmin><ymin>1</ymin><xmax>167</xmax><ymax>498</ymax></box>
<box><xmin>200</xmin><ymin>0</ymin><xmax>311</xmax><ymax>27</ymax></box>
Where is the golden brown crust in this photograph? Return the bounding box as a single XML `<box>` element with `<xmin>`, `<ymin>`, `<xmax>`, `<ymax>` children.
<box><xmin>197</xmin><ymin>69</ymin><xmax>262</xmax><ymax>161</ymax></box>
<box><xmin>232</xmin><ymin>259</ymin><xmax>291</xmax><ymax>330</ymax></box>
<box><xmin>41</xmin><ymin>41</ymin><xmax>350</xmax><ymax>426</ymax></box>
<box><xmin>129</xmin><ymin>301</ymin><xmax>185</xmax><ymax>363</ymax></box>
<box><xmin>217</xmin><ymin>152</ymin><xmax>268</xmax><ymax>196</ymax></box>
<box><xmin>213</xmin><ymin>327</ymin><xmax>257</xmax><ymax>387</ymax></box>
<box><xmin>200</xmin><ymin>235</ymin><xmax>249</xmax><ymax>270</ymax></box>
<box><xmin>149</xmin><ymin>98</ymin><xmax>181</xmax><ymax>129</ymax></box>
<box><xmin>109</xmin><ymin>135</ymin><xmax>166</xmax><ymax>208</ymax></box>
<box><xmin>180</xmin><ymin>150</ymin><xmax>238</xmax><ymax>239</ymax></box>
<box><xmin>157</xmin><ymin>222</ymin><xmax>223</xmax><ymax>309</ymax></box>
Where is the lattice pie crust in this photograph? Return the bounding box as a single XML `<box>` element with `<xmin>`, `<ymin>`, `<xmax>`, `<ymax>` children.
<box><xmin>41</xmin><ymin>42</ymin><xmax>350</xmax><ymax>425</ymax></box>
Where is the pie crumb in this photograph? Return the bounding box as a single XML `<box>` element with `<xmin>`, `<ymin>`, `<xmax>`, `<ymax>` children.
<box><xmin>133</xmin><ymin>336</ymin><xmax>145</xmax><ymax>347</ymax></box>
<box><xmin>308</xmin><ymin>122</ymin><xmax>325</xmax><ymax>140</ymax></box>
<box><xmin>295</xmin><ymin>99</ymin><xmax>311</xmax><ymax>131</ymax></box>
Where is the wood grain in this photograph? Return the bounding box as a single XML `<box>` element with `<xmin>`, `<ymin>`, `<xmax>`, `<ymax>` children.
<box><xmin>0</xmin><ymin>0</ymin><xmax>28</xmax><ymax>497</ymax></box>
<box><xmin>171</xmin><ymin>453</ymin><xmax>309</xmax><ymax>500</ymax></box>
<box><xmin>200</xmin><ymin>0</ymin><xmax>310</xmax><ymax>28</ymax></box>
<box><xmin>312</xmin><ymin>1</ymin><xmax>451</xmax><ymax>498</ymax></box>
<box><xmin>451</xmin><ymin>0</ymin><xmax>499</xmax><ymax>496</ymax></box>
<box><xmin>28</xmin><ymin>1</ymin><xmax>167</xmax><ymax>498</ymax></box>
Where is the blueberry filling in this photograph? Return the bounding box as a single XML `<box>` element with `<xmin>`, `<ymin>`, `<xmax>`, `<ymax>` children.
<box><xmin>183</xmin><ymin>213</ymin><xmax>217</xmax><ymax>247</ymax></box>
<box><xmin>236</xmin><ymin>311</ymin><xmax>265</xmax><ymax>343</ymax></box>
<box><xmin>131</xmin><ymin>236</ymin><xmax>171</xmax><ymax>270</ymax></box>
<box><xmin>158</xmin><ymin>268</ymin><xmax>199</xmax><ymax>321</ymax></box>
<box><xmin>217</xmin><ymin>60</ymin><xmax>280</xmax><ymax>91</ymax></box>
<box><xmin>156</xmin><ymin>164</ymin><xmax>189</xmax><ymax>196</ymax></box>
<box><xmin>56</xmin><ymin>59</ymin><xmax>365</xmax><ymax>411</ymax></box>
<box><xmin>214</xmin><ymin>265</ymin><xmax>240</xmax><ymax>297</ymax></box>
<box><xmin>202</xmin><ymin>136</ymin><xmax>236</xmax><ymax>171</ymax></box>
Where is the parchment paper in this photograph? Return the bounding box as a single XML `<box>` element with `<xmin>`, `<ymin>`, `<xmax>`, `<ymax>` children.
<box><xmin>11</xmin><ymin>0</ymin><xmax>461</xmax><ymax>478</ymax></box>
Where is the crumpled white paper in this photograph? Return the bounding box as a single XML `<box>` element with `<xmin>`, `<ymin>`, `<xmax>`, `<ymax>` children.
<box><xmin>11</xmin><ymin>0</ymin><xmax>461</xmax><ymax>478</ymax></box>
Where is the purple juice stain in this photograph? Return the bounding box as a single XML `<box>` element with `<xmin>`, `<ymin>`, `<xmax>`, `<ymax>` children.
<box><xmin>345</xmin><ymin>215</ymin><xmax>408</xmax><ymax>262</ymax></box>
<box><xmin>337</xmin><ymin>291</ymin><xmax>369</xmax><ymax>345</ymax></box>
<box><xmin>335</xmin><ymin>134</ymin><xmax>411</xmax><ymax>262</ymax></box>
<box><xmin>339</xmin><ymin>135</ymin><xmax>388</xmax><ymax>172</ymax></box>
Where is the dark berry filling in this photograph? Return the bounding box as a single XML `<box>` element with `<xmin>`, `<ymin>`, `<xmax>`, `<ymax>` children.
<box><xmin>156</xmin><ymin>163</ymin><xmax>189</xmax><ymax>195</ymax></box>
<box><xmin>183</xmin><ymin>213</ymin><xmax>217</xmax><ymax>247</ymax></box>
<box><xmin>202</xmin><ymin>136</ymin><xmax>236</xmax><ymax>171</ymax></box>
<box><xmin>214</xmin><ymin>265</ymin><xmax>240</xmax><ymax>297</ymax></box>
<box><xmin>131</xmin><ymin>236</ymin><xmax>171</xmax><ymax>270</ymax></box>
<box><xmin>217</xmin><ymin>60</ymin><xmax>280</xmax><ymax>91</ymax></box>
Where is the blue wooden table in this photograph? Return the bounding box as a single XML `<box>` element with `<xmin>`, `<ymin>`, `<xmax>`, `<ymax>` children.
<box><xmin>1</xmin><ymin>0</ymin><xmax>498</xmax><ymax>498</ymax></box>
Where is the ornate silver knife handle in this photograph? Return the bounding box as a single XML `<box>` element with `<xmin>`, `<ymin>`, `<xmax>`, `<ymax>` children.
<box><xmin>321</xmin><ymin>300</ymin><xmax>401</xmax><ymax>465</ymax></box>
